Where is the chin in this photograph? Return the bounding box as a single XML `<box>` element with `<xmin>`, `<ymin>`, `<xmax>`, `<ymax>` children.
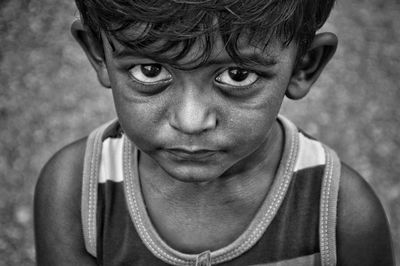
<box><xmin>162</xmin><ymin>164</ymin><xmax>223</xmax><ymax>183</ymax></box>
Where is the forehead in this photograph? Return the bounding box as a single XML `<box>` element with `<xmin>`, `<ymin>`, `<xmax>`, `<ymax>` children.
<box><xmin>104</xmin><ymin>28</ymin><xmax>296</xmax><ymax>68</ymax></box>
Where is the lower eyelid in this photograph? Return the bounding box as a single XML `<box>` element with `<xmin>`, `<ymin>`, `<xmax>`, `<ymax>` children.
<box><xmin>127</xmin><ymin>79</ymin><xmax>171</xmax><ymax>95</ymax></box>
<box><xmin>215</xmin><ymin>81</ymin><xmax>256</xmax><ymax>91</ymax></box>
<box><xmin>132</xmin><ymin>78</ymin><xmax>172</xmax><ymax>86</ymax></box>
<box><xmin>128</xmin><ymin>71</ymin><xmax>172</xmax><ymax>84</ymax></box>
<box><xmin>215</xmin><ymin>77</ymin><xmax>259</xmax><ymax>87</ymax></box>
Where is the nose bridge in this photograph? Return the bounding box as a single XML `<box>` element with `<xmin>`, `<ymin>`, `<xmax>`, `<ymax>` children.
<box><xmin>170</xmin><ymin>83</ymin><xmax>216</xmax><ymax>134</ymax></box>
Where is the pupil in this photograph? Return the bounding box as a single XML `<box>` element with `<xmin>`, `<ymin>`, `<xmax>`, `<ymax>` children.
<box><xmin>228</xmin><ymin>68</ymin><xmax>249</xmax><ymax>82</ymax></box>
<box><xmin>141</xmin><ymin>64</ymin><xmax>161</xmax><ymax>78</ymax></box>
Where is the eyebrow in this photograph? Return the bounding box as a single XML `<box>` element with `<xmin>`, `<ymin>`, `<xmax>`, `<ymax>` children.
<box><xmin>112</xmin><ymin>47</ymin><xmax>141</xmax><ymax>59</ymax></box>
<box><xmin>112</xmin><ymin>46</ymin><xmax>278</xmax><ymax>68</ymax></box>
<box><xmin>204</xmin><ymin>53</ymin><xmax>278</xmax><ymax>67</ymax></box>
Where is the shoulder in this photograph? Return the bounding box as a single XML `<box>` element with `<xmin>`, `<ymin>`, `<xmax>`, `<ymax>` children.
<box><xmin>34</xmin><ymin>137</ymin><xmax>96</xmax><ymax>265</ymax></box>
<box><xmin>35</xmin><ymin>137</ymin><xmax>87</xmax><ymax>210</ymax></box>
<box><xmin>336</xmin><ymin>163</ymin><xmax>394</xmax><ymax>265</ymax></box>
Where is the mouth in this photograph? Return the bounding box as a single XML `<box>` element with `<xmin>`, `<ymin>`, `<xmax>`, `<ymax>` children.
<box><xmin>165</xmin><ymin>147</ymin><xmax>218</xmax><ymax>160</ymax></box>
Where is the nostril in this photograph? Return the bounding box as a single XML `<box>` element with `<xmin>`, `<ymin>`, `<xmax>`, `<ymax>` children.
<box><xmin>168</xmin><ymin>87</ymin><xmax>217</xmax><ymax>134</ymax></box>
<box><xmin>169</xmin><ymin>106</ymin><xmax>217</xmax><ymax>134</ymax></box>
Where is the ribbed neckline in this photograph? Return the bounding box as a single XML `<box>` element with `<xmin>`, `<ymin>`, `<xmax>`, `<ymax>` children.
<box><xmin>122</xmin><ymin>115</ymin><xmax>300</xmax><ymax>265</ymax></box>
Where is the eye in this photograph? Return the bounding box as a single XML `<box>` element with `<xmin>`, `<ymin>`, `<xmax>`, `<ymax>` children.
<box><xmin>129</xmin><ymin>64</ymin><xmax>172</xmax><ymax>84</ymax></box>
<box><xmin>215</xmin><ymin>67</ymin><xmax>259</xmax><ymax>87</ymax></box>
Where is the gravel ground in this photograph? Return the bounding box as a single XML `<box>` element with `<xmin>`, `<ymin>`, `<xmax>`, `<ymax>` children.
<box><xmin>1</xmin><ymin>0</ymin><xmax>399</xmax><ymax>265</ymax></box>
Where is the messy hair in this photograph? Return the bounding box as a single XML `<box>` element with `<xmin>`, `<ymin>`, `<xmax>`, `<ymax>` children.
<box><xmin>75</xmin><ymin>0</ymin><xmax>335</xmax><ymax>67</ymax></box>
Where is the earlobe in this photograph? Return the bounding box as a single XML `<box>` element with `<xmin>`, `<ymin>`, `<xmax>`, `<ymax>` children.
<box><xmin>286</xmin><ymin>32</ymin><xmax>338</xmax><ymax>100</ymax></box>
<box><xmin>71</xmin><ymin>20</ymin><xmax>111</xmax><ymax>88</ymax></box>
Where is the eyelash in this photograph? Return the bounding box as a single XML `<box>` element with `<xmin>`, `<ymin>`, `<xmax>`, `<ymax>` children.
<box><xmin>125</xmin><ymin>63</ymin><xmax>271</xmax><ymax>96</ymax></box>
<box><xmin>215</xmin><ymin>68</ymin><xmax>270</xmax><ymax>85</ymax></box>
<box><xmin>128</xmin><ymin>64</ymin><xmax>172</xmax><ymax>84</ymax></box>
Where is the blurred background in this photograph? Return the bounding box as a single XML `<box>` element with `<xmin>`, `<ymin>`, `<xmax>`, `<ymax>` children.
<box><xmin>0</xmin><ymin>0</ymin><xmax>399</xmax><ymax>265</ymax></box>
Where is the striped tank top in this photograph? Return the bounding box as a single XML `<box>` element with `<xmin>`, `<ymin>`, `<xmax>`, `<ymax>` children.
<box><xmin>81</xmin><ymin>115</ymin><xmax>341</xmax><ymax>266</ymax></box>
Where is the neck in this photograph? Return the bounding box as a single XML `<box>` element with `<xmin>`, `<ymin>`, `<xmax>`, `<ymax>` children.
<box><xmin>136</xmin><ymin>120</ymin><xmax>284</xmax><ymax>252</ymax></box>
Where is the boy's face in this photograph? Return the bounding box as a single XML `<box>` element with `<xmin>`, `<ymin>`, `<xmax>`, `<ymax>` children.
<box><xmin>102</xmin><ymin>33</ymin><xmax>297</xmax><ymax>182</ymax></box>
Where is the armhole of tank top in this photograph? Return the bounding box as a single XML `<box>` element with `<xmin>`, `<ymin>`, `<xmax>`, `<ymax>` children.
<box><xmin>319</xmin><ymin>146</ymin><xmax>341</xmax><ymax>266</ymax></box>
<box><xmin>81</xmin><ymin>119</ymin><xmax>118</xmax><ymax>258</ymax></box>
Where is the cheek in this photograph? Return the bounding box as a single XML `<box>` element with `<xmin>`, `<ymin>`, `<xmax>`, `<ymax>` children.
<box><xmin>227</xmin><ymin>90</ymin><xmax>284</xmax><ymax>150</ymax></box>
<box><xmin>227</xmin><ymin>112</ymin><xmax>269</xmax><ymax>153</ymax></box>
<box><xmin>233</xmin><ymin>112</ymin><xmax>272</xmax><ymax>142</ymax></box>
<box><xmin>112</xmin><ymin>89</ymin><xmax>168</xmax><ymax>150</ymax></box>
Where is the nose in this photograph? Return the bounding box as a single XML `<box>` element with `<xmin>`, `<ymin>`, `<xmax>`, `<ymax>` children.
<box><xmin>169</xmin><ymin>87</ymin><xmax>217</xmax><ymax>134</ymax></box>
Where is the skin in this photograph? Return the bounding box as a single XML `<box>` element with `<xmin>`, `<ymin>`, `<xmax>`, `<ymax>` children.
<box><xmin>34</xmin><ymin>19</ymin><xmax>394</xmax><ymax>265</ymax></box>
<box><xmin>106</xmin><ymin>34</ymin><xmax>293</xmax><ymax>251</ymax></box>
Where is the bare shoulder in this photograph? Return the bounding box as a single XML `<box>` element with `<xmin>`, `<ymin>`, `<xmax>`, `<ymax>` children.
<box><xmin>34</xmin><ymin>138</ymin><xmax>96</xmax><ymax>265</ymax></box>
<box><xmin>35</xmin><ymin>137</ymin><xmax>87</xmax><ymax>205</ymax></box>
<box><xmin>336</xmin><ymin>163</ymin><xmax>394</xmax><ymax>265</ymax></box>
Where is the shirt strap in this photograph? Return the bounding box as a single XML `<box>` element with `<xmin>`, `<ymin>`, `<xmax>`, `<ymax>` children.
<box><xmin>319</xmin><ymin>146</ymin><xmax>341</xmax><ymax>266</ymax></box>
<box><xmin>81</xmin><ymin>119</ymin><xmax>118</xmax><ymax>258</ymax></box>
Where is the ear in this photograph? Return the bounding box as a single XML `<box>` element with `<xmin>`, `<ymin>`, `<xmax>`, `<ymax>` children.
<box><xmin>286</xmin><ymin>32</ymin><xmax>338</xmax><ymax>100</ymax></box>
<box><xmin>71</xmin><ymin>20</ymin><xmax>111</xmax><ymax>88</ymax></box>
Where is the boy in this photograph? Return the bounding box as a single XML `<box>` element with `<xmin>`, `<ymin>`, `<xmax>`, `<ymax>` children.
<box><xmin>34</xmin><ymin>0</ymin><xmax>394</xmax><ymax>265</ymax></box>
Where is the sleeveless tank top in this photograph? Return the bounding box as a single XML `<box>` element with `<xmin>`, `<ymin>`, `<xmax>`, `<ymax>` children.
<box><xmin>81</xmin><ymin>115</ymin><xmax>341</xmax><ymax>266</ymax></box>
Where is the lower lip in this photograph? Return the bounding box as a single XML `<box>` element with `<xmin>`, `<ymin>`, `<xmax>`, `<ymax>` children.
<box><xmin>165</xmin><ymin>149</ymin><xmax>218</xmax><ymax>161</ymax></box>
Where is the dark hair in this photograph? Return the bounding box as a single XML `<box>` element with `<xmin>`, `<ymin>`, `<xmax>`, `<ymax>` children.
<box><xmin>75</xmin><ymin>0</ymin><xmax>335</xmax><ymax>68</ymax></box>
